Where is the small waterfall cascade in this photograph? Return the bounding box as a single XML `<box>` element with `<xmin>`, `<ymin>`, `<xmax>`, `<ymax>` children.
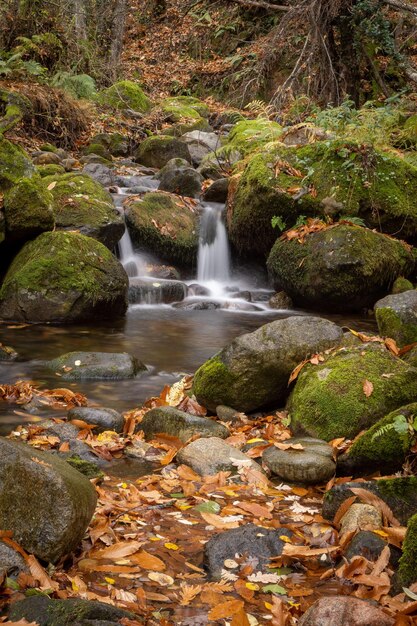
<box><xmin>197</xmin><ymin>203</ymin><xmax>231</xmax><ymax>284</ymax></box>
<box><xmin>118</xmin><ymin>226</ymin><xmax>147</xmax><ymax>278</ymax></box>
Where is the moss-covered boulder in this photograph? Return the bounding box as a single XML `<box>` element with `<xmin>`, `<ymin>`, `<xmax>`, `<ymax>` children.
<box><xmin>48</xmin><ymin>351</ymin><xmax>144</xmax><ymax>380</ymax></box>
<box><xmin>97</xmin><ymin>80</ymin><xmax>152</xmax><ymax>113</ymax></box>
<box><xmin>161</xmin><ymin>97</ymin><xmax>211</xmax><ymax>135</ymax></box>
<box><xmin>375</xmin><ymin>290</ymin><xmax>417</xmax><ymax>347</ymax></box>
<box><xmin>0</xmin><ymin>231</ymin><xmax>128</xmax><ymax>323</ymax></box>
<box><xmin>36</xmin><ymin>164</ymin><xmax>65</xmax><ymax>177</ymax></box>
<box><xmin>392</xmin><ymin>276</ymin><xmax>413</xmax><ymax>294</ymax></box>
<box><xmin>4</xmin><ymin>176</ymin><xmax>55</xmax><ymax>242</ymax></box>
<box><xmin>134</xmin><ymin>135</ymin><xmax>191</xmax><ymax>169</ymax></box>
<box><xmin>337</xmin><ymin>404</ymin><xmax>417</xmax><ymax>475</ymax></box>
<box><xmin>89</xmin><ymin>132</ymin><xmax>129</xmax><ymax>157</ymax></box>
<box><xmin>82</xmin><ymin>142</ymin><xmax>112</xmax><ymax>160</ymax></box>
<box><xmin>125</xmin><ymin>191</ymin><xmax>198</xmax><ymax>266</ymax></box>
<box><xmin>267</xmin><ymin>225</ymin><xmax>414</xmax><ymax>312</ymax></box>
<box><xmin>9</xmin><ymin>597</ymin><xmax>136</xmax><ymax>626</ymax></box>
<box><xmin>44</xmin><ymin>173</ymin><xmax>124</xmax><ymax>249</ymax></box>
<box><xmin>193</xmin><ymin>316</ymin><xmax>343</xmax><ymax>413</ymax></box>
<box><xmin>0</xmin><ymin>136</ymin><xmax>35</xmax><ymax>191</ymax></box>
<box><xmin>0</xmin><ymin>438</ymin><xmax>97</xmax><ymax>562</ymax></box>
<box><xmin>323</xmin><ymin>476</ymin><xmax>417</xmax><ymax>526</ymax></box>
<box><xmin>228</xmin><ymin>140</ymin><xmax>417</xmax><ymax>257</ymax></box>
<box><xmin>226</xmin><ymin>119</ymin><xmax>282</xmax><ymax>156</ymax></box>
<box><xmin>288</xmin><ymin>344</ymin><xmax>417</xmax><ymax>441</ymax></box>
<box><xmin>398</xmin><ymin>513</ymin><xmax>417</xmax><ymax>587</ymax></box>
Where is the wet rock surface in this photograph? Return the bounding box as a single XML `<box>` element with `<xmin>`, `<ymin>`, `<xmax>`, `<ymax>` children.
<box><xmin>262</xmin><ymin>437</ymin><xmax>335</xmax><ymax>484</ymax></box>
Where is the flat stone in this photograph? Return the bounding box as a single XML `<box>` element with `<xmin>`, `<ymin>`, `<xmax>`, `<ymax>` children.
<box><xmin>39</xmin><ymin>419</ymin><xmax>80</xmax><ymax>442</ymax></box>
<box><xmin>67</xmin><ymin>407</ymin><xmax>124</xmax><ymax>433</ymax></box>
<box><xmin>298</xmin><ymin>596</ymin><xmax>394</xmax><ymax>626</ymax></box>
<box><xmin>0</xmin><ymin>438</ymin><xmax>96</xmax><ymax>562</ymax></box>
<box><xmin>47</xmin><ymin>351</ymin><xmax>146</xmax><ymax>380</ymax></box>
<box><xmin>136</xmin><ymin>407</ymin><xmax>229</xmax><ymax>443</ymax></box>
<box><xmin>262</xmin><ymin>437</ymin><xmax>335</xmax><ymax>484</ymax></box>
<box><xmin>340</xmin><ymin>503</ymin><xmax>382</xmax><ymax>535</ymax></box>
<box><xmin>177</xmin><ymin>437</ymin><xmax>262</xmax><ymax>476</ymax></box>
<box><xmin>82</xmin><ymin>163</ymin><xmax>116</xmax><ymax>187</ymax></box>
<box><xmin>204</xmin><ymin>523</ymin><xmax>292</xmax><ymax>580</ymax></box>
<box><xmin>216</xmin><ymin>405</ymin><xmax>241</xmax><ymax>422</ymax></box>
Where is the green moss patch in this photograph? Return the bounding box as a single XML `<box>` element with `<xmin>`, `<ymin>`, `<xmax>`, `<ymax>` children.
<box><xmin>0</xmin><ymin>137</ymin><xmax>35</xmax><ymax>191</ymax></box>
<box><xmin>97</xmin><ymin>80</ymin><xmax>152</xmax><ymax>113</ymax></box>
<box><xmin>4</xmin><ymin>176</ymin><xmax>54</xmax><ymax>242</ymax></box>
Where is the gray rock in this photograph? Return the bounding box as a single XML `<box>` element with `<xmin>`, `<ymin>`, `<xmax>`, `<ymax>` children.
<box><xmin>262</xmin><ymin>437</ymin><xmax>335</xmax><ymax>484</ymax></box>
<box><xmin>136</xmin><ymin>407</ymin><xmax>229</xmax><ymax>443</ymax></box>
<box><xmin>202</xmin><ymin>178</ymin><xmax>229</xmax><ymax>203</ymax></box>
<box><xmin>340</xmin><ymin>503</ymin><xmax>382</xmax><ymax>535</ymax></box>
<box><xmin>177</xmin><ymin>437</ymin><xmax>262</xmax><ymax>476</ymax></box>
<box><xmin>0</xmin><ymin>541</ymin><xmax>29</xmax><ymax>577</ymax></box>
<box><xmin>204</xmin><ymin>523</ymin><xmax>292</xmax><ymax>580</ymax></box>
<box><xmin>158</xmin><ymin>161</ymin><xmax>203</xmax><ymax>198</ymax></box>
<box><xmin>65</xmin><ymin>439</ymin><xmax>105</xmax><ymax>467</ymax></box>
<box><xmin>193</xmin><ymin>316</ymin><xmax>344</xmax><ymax>412</ymax></box>
<box><xmin>216</xmin><ymin>405</ymin><xmax>241</xmax><ymax>422</ymax></box>
<box><xmin>375</xmin><ymin>290</ymin><xmax>417</xmax><ymax>347</ymax></box>
<box><xmin>188</xmin><ymin>283</ymin><xmax>210</xmax><ymax>296</ymax></box>
<box><xmin>128</xmin><ymin>278</ymin><xmax>186</xmax><ymax>305</ymax></box>
<box><xmin>33</xmin><ymin>152</ymin><xmax>62</xmax><ymax>165</ymax></box>
<box><xmin>67</xmin><ymin>407</ymin><xmax>124</xmax><ymax>433</ymax></box>
<box><xmin>0</xmin><ymin>438</ymin><xmax>96</xmax><ymax>562</ymax></box>
<box><xmin>269</xmin><ymin>291</ymin><xmax>293</xmax><ymax>309</ymax></box>
<box><xmin>47</xmin><ymin>351</ymin><xmax>146</xmax><ymax>380</ymax></box>
<box><xmin>61</xmin><ymin>158</ymin><xmax>77</xmax><ymax>171</ymax></box>
<box><xmin>39</xmin><ymin>419</ymin><xmax>80</xmax><ymax>442</ymax></box>
<box><xmin>9</xmin><ymin>597</ymin><xmax>137</xmax><ymax>626</ymax></box>
<box><xmin>182</xmin><ymin>130</ymin><xmax>220</xmax><ymax>166</ymax></box>
<box><xmin>173</xmin><ymin>300</ymin><xmax>221</xmax><ymax>310</ymax></box>
<box><xmin>344</xmin><ymin>530</ymin><xmax>388</xmax><ymax>562</ymax></box>
<box><xmin>82</xmin><ymin>163</ymin><xmax>116</xmax><ymax>188</ymax></box>
<box><xmin>298</xmin><ymin>596</ymin><xmax>394</xmax><ymax>626</ymax></box>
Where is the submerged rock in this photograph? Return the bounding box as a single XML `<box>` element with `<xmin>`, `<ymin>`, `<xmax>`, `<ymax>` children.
<box><xmin>9</xmin><ymin>596</ymin><xmax>137</xmax><ymax>626</ymax></box>
<box><xmin>375</xmin><ymin>290</ymin><xmax>417</xmax><ymax>347</ymax></box>
<box><xmin>0</xmin><ymin>344</ymin><xmax>18</xmax><ymax>360</ymax></box>
<box><xmin>0</xmin><ymin>232</ymin><xmax>128</xmax><ymax>323</ymax></box>
<box><xmin>44</xmin><ymin>172</ymin><xmax>124</xmax><ymax>249</ymax></box>
<box><xmin>267</xmin><ymin>225</ymin><xmax>414</xmax><ymax>312</ymax></box>
<box><xmin>136</xmin><ymin>407</ymin><xmax>228</xmax><ymax>443</ymax></box>
<box><xmin>288</xmin><ymin>344</ymin><xmax>417</xmax><ymax>441</ymax></box>
<box><xmin>204</xmin><ymin>523</ymin><xmax>291</xmax><ymax>580</ymax></box>
<box><xmin>125</xmin><ymin>191</ymin><xmax>198</xmax><ymax>266</ymax></box>
<box><xmin>0</xmin><ymin>438</ymin><xmax>96</xmax><ymax>562</ymax></box>
<box><xmin>48</xmin><ymin>351</ymin><xmax>144</xmax><ymax>380</ymax></box>
<box><xmin>67</xmin><ymin>407</ymin><xmax>124</xmax><ymax>433</ymax></box>
<box><xmin>177</xmin><ymin>437</ymin><xmax>261</xmax><ymax>476</ymax></box>
<box><xmin>128</xmin><ymin>277</ymin><xmax>187</xmax><ymax>305</ymax></box>
<box><xmin>298</xmin><ymin>596</ymin><xmax>394</xmax><ymax>626</ymax></box>
<box><xmin>193</xmin><ymin>316</ymin><xmax>343</xmax><ymax>412</ymax></box>
<box><xmin>262</xmin><ymin>437</ymin><xmax>335</xmax><ymax>484</ymax></box>
<box><xmin>269</xmin><ymin>291</ymin><xmax>293</xmax><ymax>309</ymax></box>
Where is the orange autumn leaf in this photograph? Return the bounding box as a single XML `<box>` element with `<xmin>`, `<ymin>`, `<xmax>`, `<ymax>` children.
<box><xmin>93</xmin><ymin>541</ymin><xmax>142</xmax><ymax>559</ymax></box>
<box><xmin>130</xmin><ymin>550</ymin><xmax>166</xmax><ymax>571</ymax></box>
<box><xmin>208</xmin><ymin>599</ymin><xmax>245</xmax><ymax>620</ymax></box>
<box><xmin>363</xmin><ymin>379</ymin><xmax>374</xmax><ymax>397</ymax></box>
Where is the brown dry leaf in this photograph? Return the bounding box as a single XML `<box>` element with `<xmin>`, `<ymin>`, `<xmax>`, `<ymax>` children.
<box><xmin>237</xmin><ymin>501</ymin><xmax>273</xmax><ymax>519</ymax></box>
<box><xmin>200</xmin><ymin>512</ymin><xmax>240</xmax><ymax>529</ymax></box>
<box><xmin>208</xmin><ymin>599</ymin><xmax>245</xmax><ymax>620</ymax></box>
<box><xmin>93</xmin><ymin>541</ymin><xmax>142</xmax><ymax>559</ymax></box>
<box><xmin>380</xmin><ymin>526</ymin><xmax>407</xmax><ymax>548</ymax></box>
<box><xmin>281</xmin><ymin>544</ymin><xmax>340</xmax><ymax>558</ymax></box>
<box><xmin>144</xmin><ymin>591</ymin><xmax>171</xmax><ymax>602</ymax></box>
<box><xmin>231</xmin><ymin>607</ymin><xmax>251</xmax><ymax>626</ymax></box>
<box><xmin>288</xmin><ymin>358</ymin><xmax>309</xmax><ymax>385</ymax></box>
<box><xmin>1</xmin><ymin>622</ymin><xmax>40</xmax><ymax>625</ymax></box>
<box><xmin>350</xmin><ymin>487</ymin><xmax>400</xmax><ymax>527</ymax></box>
<box><xmin>269</xmin><ymin>596</ymin><xmax>292</xmax><ymax>626</ymax></box>
<box><xmin>333</xmin><ymin>495</ymin><xmax>357</xmax><ymax>528</ymax></box>
<box><xmin>363</xmin><ymin>379</ymin><xmax>374</xmax><ymax>397</ymax></box>
<box><xmin>179</xmin><ymin>583</ymin><xmax>202</xmax><ymax>606</ymax></box>
<box><xmin>129</xmin><ymin>550</ymin><xmax>165</xmax><ymax>571</ymax></box>
<box><xmin>274</xmin><ymin>442</ymin><xmax>304</xmax><ymax>451</ymax></box>
<box><xmin>384</xmin><ymin>337</ymin><xmax>400</xmax><ymax>356</ymax></box>
<box><xmin>234</xmin><ymin>578</ymin><xmax>254</xmax><ymax>602</ymax></box>
<box><xmin>371</xmin><ymin>545</ymin><xmax>390</xmax><ymax>576</ymax></box>
<box><xmin>26</xmin><ymin>554</ymin><xmax>59</xmax><ymax>590</ymax></box>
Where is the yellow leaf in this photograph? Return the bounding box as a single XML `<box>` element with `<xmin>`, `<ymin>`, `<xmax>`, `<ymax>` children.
<box><xmin>105</xmin><ymin>577</ymin><xmax>115</xmax><ymax>585</ymax></box>
<box><xmin>164</xmin><ymin>542</ymin><xmax>179</xmax><ymax>550</ymax></box>
<box><xmin>245</xmin><ymin>582</ymin><xmax>259</xmax><ymax>591</ymax></box>
<box><xmin>372</xmin><ymin>529</ymin><xmax>389</xmax><ymax>538</ymax></box>
<box><xmin>97</xmin><ymin>430</ymin><xmax>119</xmax><ymax>442</ymax></box>
<box><xmin>247</xmin><ymin>438</ymin><xmax>265</xmax><ymax>444</ymax></box>
<box><xmin>265</xmin><ymin>602</ymin><xmax>273</xmax><ymax>610</ymax></box>
<box><xmin>279</xmin><ymin>535</ymin><xmax>292</xmax><ymax>543</ymax></box>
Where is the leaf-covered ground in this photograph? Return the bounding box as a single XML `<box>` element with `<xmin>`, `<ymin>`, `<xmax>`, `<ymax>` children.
<box><xmin>0</xmin><ymin>372</ymin><xmax>416</xmax><ymax>625</ymax></box>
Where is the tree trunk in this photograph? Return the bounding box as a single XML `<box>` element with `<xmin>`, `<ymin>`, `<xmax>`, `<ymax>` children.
<box><xmin>108</xmin><ymin>0</ymin><xmax>128</xmax><ymax>80</ymax></box>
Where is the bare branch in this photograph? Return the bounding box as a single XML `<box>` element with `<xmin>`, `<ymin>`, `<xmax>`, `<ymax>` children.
<box><xmin>228</xmin><ymin>0</ymin><xmax>290</xmax><ymax>11</ymax></box>
<box><xmin>383</xmin><ymin>0</ymin><xmax>417</xmax><ymax>17</ymax></box>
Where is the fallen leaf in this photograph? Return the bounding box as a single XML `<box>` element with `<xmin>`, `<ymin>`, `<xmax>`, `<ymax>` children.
<box><xmin>208</xmin><ymin>599</ymin><xmax>245</xmax><ymax>620</ymax></box>
<box><xmin>363</xmin><ymin>379</ymin><xmax>374</xmax><ymax>397</ymax></box>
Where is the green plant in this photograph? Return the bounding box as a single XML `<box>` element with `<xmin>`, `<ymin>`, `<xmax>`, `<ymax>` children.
<box><xmin>51</xmin><ymin>71</ymin><xmax>96</xmax><ymax>100</ymax></box>
<box><xmin>271</xmin><ymin>215</ymin><xmax>286</xmax><ymax>231</ymax></box>
<box><xmin>372</xmin><ymin>412</ymin><xmax>417</xmax><ymax>441</ymax></box>
<box><xmin>245</xmin><ymin>99</ymin><xmax>276</xmax><ymax>120</ymax></box>
<box><xmin>0</xmin><ymin>51</ymin><xmax>46</xmax><ymax>78</ymax></box>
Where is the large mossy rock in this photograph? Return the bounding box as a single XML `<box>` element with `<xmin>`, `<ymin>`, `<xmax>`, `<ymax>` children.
<box><xmin>134</xmin><ymin>135</ymin><xmax>191</xmax><ymax>169</ymax></box>
<box><xmin>9</xmin><ymin>597</ymin><xmax>137</xmax><ymax>626</ymax></box>
<box><xmin>226</xmin><ymin>119</ymin><xmax>282</xmax><ymax>156</ymax></box>
<box><xmin>375</xmin><ymin>290</ymin><xmax>417</xmax><ymax>347</ymax></box>
<box><xmin>161</xmin><ymin>96</ymin><xmax>210</xmax><ymax>135</ymax></box>
<box><xmin>193</xmin><ymin>316</ymin><xmax>343</xmax><ymax>413</ymax></box>
<box><xmin>4</xmin><ymin>176</ymin><xmax>54</xmax><ymax>242</ymax></box>
<box><xmin>0</xmin><ymin>231</ymin><xmax>128</xmax><ymax>323</ymax></box>
<box><xmin>288</xmin><ymin>344</ymin><xmax>417</xmax><ymax>441</ymax></box>
<box><xmin>337</xmin><ymin>403</ymin><xmax>417</xmax><ymax>475</ymax></box>
<box><xmin>267</xmin><ymin>225</ymin><xmax>414</xmax><ymax>312</ymax></box>
<box><xmin>0</xmin><ymin>136</ymin><xmax>35</xmax><ymax>191</ymax></box>
<box><xmin>227</xmin><ymin>140</ymin><xmax>417</xmax><ymax>258</ymax></box>
<box><xmin>398</xmin><ymin>513</ymin><xmax>417</xmax><ymax>588</ymax></box>
<box><xmin>0</xmin><ymin>438</ymin><xmax>96</xmax><ymax>562</ymax></box>
<box><xmin>125</xmin><ymin>191</ymin><xmax>198</xmax><ymax>266</ymax></box>
<box><xmin>97</xmin><ymin>80</ymin><xmax>152</xmax><ymax>113</ymax></box>
<box><xmin>89</xmin><ymin>132</ymin><xmax>129</xmax><ymax>157</ymax></box>
<box><xmin>322</xmin><ymin>476</ymin><xmax>417</xmax><ymax>526</ymax></box>
<box><xmin>44</xmin><ymin>173</ymin><xmax>124</xmax><ymax>249</ymax></box>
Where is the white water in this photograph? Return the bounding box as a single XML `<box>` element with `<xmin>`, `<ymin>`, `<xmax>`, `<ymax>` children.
<box><xmin>197</xmin><ymin>203</ymin><xmax>231</xmax><ymax>292</ymax></box>
<box><xmin>118</xmin><ymin>227</ymin><xmax>147</xmax><ymax>278</ymax></box>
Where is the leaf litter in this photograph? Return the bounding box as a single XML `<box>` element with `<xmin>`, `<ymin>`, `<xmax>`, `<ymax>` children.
<box><xmin>0</xmin><ymin>378</ymin><xmax>414</xmax><ymax>624</ymax></box>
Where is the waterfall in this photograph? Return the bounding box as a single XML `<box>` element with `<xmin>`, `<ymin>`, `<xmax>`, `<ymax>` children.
<box><xmin>197</xmin><ymin>203</ymin><xmax>231</xmax><ymax>283</ymax></box>
<box><xmin>118</xmin><ymin>227</ymin><xmax>147</xmax><ymax>278</ymax></box>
